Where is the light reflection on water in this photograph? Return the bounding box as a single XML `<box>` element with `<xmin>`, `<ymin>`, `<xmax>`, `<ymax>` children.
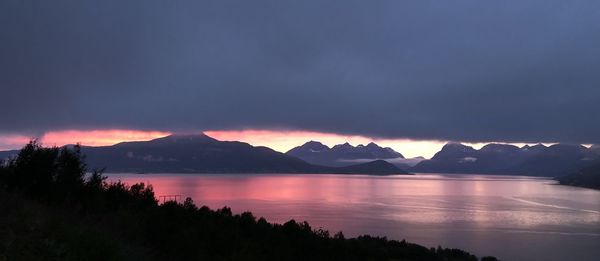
<box><xmin>105</xmin><ymin>173</ymin><xmax>600</xmax><ymax>261</ymax></box>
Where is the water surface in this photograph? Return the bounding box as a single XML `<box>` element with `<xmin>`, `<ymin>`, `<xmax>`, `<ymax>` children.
<box><xmin>105</xmin><ymin>173</ymin><xmax>600</xmax><ymax>261</ymax></box>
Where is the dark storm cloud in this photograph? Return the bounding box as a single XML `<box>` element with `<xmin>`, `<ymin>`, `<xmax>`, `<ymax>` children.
<box><xmin>1</xmin><ymin>0</ymin><xmax>600</xmax><ymax>143</ymax></box>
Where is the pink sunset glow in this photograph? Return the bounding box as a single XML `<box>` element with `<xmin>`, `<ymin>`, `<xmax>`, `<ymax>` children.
<box><xmin>1</xmin><ymin>129</ymin><xmax>548</xmax><ymax>159</ymax></box>
<box><xmin>1</xmin><ymin>129</ymin><xmax>445</xmax><ymax>158</ymax></box>
<box><xmin>0</xmin><ymin>130</ymin><xmax>171</xmax><ymax>150</ymax></box>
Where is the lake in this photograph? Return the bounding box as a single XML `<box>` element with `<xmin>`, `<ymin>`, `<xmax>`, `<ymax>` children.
<box><xmin>105</xmin><ymin>173</ymin><xmax>600</xmax><ymax>261</ymax></box>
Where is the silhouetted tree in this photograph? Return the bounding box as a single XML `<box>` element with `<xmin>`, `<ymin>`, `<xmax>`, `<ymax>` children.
<box><xmin>8</xmin><ymin>140</ymin><xmax>58</xmax><ymax>195</ymax></box>
<box><xmin>86</xmin><ymin>168</ymin><xmax>107</xmax><ymax>192</ymax></box>
<box><xmin>54</xmin><ymin>144</ymin><xmax>86</xmax><ymax>198</ymax></box>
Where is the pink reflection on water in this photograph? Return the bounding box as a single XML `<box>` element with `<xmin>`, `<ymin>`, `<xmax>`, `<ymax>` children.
<box><xmin>104</xmin><ymin>173</ymin><xmax>600</xmax><ymax>261</ymax></box>
<box><xmin>105</xmin><ymin>174</ymin><xmax>600</xmax><ymax>226</ymax></box>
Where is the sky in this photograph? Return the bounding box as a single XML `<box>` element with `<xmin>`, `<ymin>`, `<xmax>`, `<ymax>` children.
<box><xmin>1</xmin><ymin>1</ymin><xmax>599</xmax><ymax>154</ymax></box>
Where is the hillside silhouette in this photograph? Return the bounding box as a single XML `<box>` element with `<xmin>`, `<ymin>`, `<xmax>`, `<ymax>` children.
<box><xmin>557</xmin><ymin>161</ymin><xmax>600</xmax><ymax>189</ymax></box>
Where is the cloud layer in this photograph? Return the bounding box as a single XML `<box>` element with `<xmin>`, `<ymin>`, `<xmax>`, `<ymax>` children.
<box><xmin>1</xmin><ymin>1</ymin><xmax>599</xmax><ymax>143</ymax></box>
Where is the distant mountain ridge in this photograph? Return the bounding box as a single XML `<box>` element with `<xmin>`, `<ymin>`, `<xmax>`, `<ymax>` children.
<box><xmin>2</xmin><ymin>136</ymin><xmax>598</xmax><ymax>177</ymax></box>
<box><xmin>412</xmin><ymin>142</ymin><xmax>600</xmax><ymax>176</ymax></box>
<box><xmin>286</xmin><ymin>141</ymin><xmax>404</xmax><ymax>167</ymax></box>
<box><xmin>0</xmin><ymin>134</ymin><xmax>408</xmax><ymax>175</ymax></box>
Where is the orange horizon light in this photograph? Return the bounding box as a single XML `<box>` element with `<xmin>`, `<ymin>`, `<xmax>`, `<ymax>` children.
<box><xmin>0</xmin><ymin>129</ymin><xmax>171</xmax><ymax>150</ymax></box>
<box><xmin>1</xmin><ymin>128</ymin><xmax>549</xmax><ymax>159</ymax></box>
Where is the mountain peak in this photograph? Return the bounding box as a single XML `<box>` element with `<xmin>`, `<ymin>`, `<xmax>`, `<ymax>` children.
<box><xmin>431</xmin><ymin>143</ymin><xmax>476</xmax><ymax>160</ymax></box>
<box><xmin>302</xmin><ymin>141</ymin><xmax>330</xmax><ymax>150</ymax></box>
<box><xmin>153</xmin><ymin>133</ymin><xmax>217</xmax><ymax>143</ymax></box>
<box><xmin>286</xmin><ymin>140</ymin><xmax>330</xmax><ymax>154</ymax></box>
<box><xmin>333</xmin><ymin>142</ymin><xmax>354</xmax><ymax>150</ymax></box>
<box><xmin>441</xmin><ymin>142</ymin><xmax>473</xmax><ymax>150</ymax></box>
<box><xmin>480</xmin><ymin>143</ymin><xmax>519</xmax><ymax>152</ymax></box>
<box><xmin>519</xmin><ymin>143</ymin><xmax>547</xmax><ymax>152</ymax></box>
<box><xmin>366</xmin><ymin>142</ymin><xmax>380</xmax><ymax>148</ymax></box>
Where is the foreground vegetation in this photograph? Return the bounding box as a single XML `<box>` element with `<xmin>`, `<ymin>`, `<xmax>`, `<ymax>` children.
<box><xmin>0</xmin><ymin>141</ymin><xmax>497</xmax><ymax>261</ymax></box>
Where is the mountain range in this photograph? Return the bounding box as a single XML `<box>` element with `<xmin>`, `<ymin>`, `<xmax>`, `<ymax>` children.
<box><xmin>412</xmin><ymin>142</ymin><xmax>600</xmax><ymax>176</ymax></box>
<box><xmin>0</xmin><ymin>134</ymin><xmax>407</xmax><ymax>175</ymax></box>
<box><xmin>287</xmin><ymin>140</ymin><xmax>600</xmax><ymax>177</ymax></box>
<box><xmin>1</xmin><ymin>134</ymin><xmax>599</xmax><ymax>177</ymax></box>
<box><xmin>286</xmin><ymin>141</ymin><xmax>404</xmax><ymax>167</ymax></box>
